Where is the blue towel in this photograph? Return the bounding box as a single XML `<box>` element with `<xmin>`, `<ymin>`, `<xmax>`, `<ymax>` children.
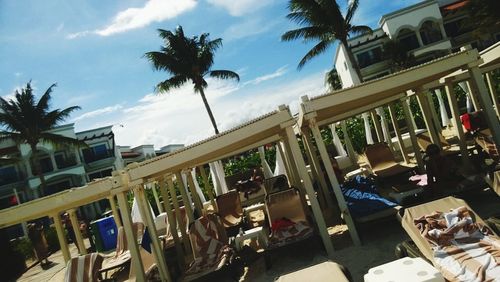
<box><xmin>141</xmin><ymin>227</ymin><xmax>152</xmax><ymax>253</ymax></box>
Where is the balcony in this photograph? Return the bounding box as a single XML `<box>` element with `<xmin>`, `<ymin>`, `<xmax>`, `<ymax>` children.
<box><xmin>28</xmin><ymin>163</ymin><xmax>85</xmax><ymax>188</ymax></box>
<box><xmin>411</xmin><ymin>39</ymin><xmax>452</xmax><ymax>57</ymax></box>
<box><xmin>55</xmin><ymin>155</ymin><xmax>78</xmax><ymax>169</ymax></box>
<box><xmin>82</xmin><ymin>149</ymin><xmax>114</xmax><ymax>164</ymax></box>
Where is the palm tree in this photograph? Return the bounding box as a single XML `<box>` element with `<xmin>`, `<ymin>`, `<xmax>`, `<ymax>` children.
<box><xmin>145</xmin><ymin>26</ymin><xmax>240</xmax><ymax>135</ymax></box>
<box><xmin>325</xmin><ymin>68</ymin><xmax>342</xmax><ymax>91</ymax></box>
<box><xmin>282</xmin><ymin>0</ymin><xmax>372</xmax><ymax>82</ymax></box>
<box><xmin>382</xmin><ymin>39</ymin><xmax>416</xmax><ymax>72</ymax></box>
<box><xmin>0</xmin><ymin>82</ymin><xmax>84</xmax><ymax>197</ymax></box>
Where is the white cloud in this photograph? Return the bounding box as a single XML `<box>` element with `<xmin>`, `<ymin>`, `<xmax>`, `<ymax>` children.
<box><xmin>72</xmin><ymin>104</ymin><xmax>123</xmax><ymax>121</ymax></box>
<box><xmin>207</xmin><ymin>0</ymin><xmax>274</xmax><ymax>16</ymax></box>
<box><xmin>56</xmin><ymin>23</ymin><xmax>65</xmax><ymax>32</ymax></box>
<box><xmin>14</xmin><ymin>72</ymin><xmax>22</xmax><ymax>77</ymax></box>
<box><xmin>67</xmin><ymin>0</ymin><xmax>197</xmax><ymax>39</ymax></box>
<box><xmin>222</xmin><ymin>17</ymin><xmax>280</xmax><ymax>41</ymax></box>
<box><xmin>74</xmin><ymin>72</ymin><xmax>326</xmax><ymax>148</ymax></box>
<box><xmin>244</xmin><ymin>65</ymin><xmax>288</xmax><ymax>85</ymax></box>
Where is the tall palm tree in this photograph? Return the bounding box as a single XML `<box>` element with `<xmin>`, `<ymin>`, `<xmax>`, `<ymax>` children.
<box><xmin>0</xmin><ymin>82</ymin><xmax>84</xmax><ymax>197</ymax></box>
<box><xmin>325</xmin><ymin>68</ymin><xmax>342</xmax><ymax>91</ymax></box>
<box><xmin>282</xmin><ymin>0</ymin><xmax>372</xmax><ymax>82</ymax></box>
<box><xmin>145</xmin><ymin>26</ymin><xmax>240</xmax><ymax>135</ymax></box>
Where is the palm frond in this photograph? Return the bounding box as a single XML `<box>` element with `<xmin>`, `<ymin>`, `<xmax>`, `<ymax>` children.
<box><xmin>281</xmin><ymin>26</ymin><xmax>332</xmax><ymax>42</ymax></box>
<box><xmin>345</xmin><ymin>0</ymin><xmax>360</xmax><ymax>24</ymax></box>
<box><xmin>298</xmin><ymin>40</ymin><xmax>332</xmax><ymax>69</ymax></box>
<box><xmin>350</xmin><ymin>25</ymin><xmax>372</xmax><ymax>36</ymax></box>
<box><xmin>209</xmin><ymin>70</ymin><xmax>240</xmax><ymax>82</ymax></box>
<box><xmin>155</xmin><ymin>75</ymin><xmax>189</xmax><ymax>93</ymax></box>
<box><xmin>39</xmin><ymin>132</ymin><xmax>88</xmax><ymax>149</ymax></box>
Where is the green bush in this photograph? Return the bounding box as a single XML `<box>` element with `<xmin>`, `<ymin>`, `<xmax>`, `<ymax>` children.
<box><xmin>10</xmin><ymin>237</ymin><xmax>34</xmax><ymax>260</ymax></box>
<box><xmin>45</xmin><ymin>226</ymin><xmax>60</xmax><ymax>253</ymax></box>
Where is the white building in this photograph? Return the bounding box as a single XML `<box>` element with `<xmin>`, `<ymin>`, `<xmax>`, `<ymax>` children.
<box><xmin>335</xmin><ymin>0</ymin><xmax>500</xmax><ymax>86</ymax></box>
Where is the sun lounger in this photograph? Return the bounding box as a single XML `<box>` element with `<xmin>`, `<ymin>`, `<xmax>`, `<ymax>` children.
<box><xmin>216</xmin><ymin>190</ymin><xmax>244</xmax><ymax>230</ymax></box>
<box><xmin>364</xmin><ymin>143</ymin><xmax>415</xmax><ymax>179</ymax></box>
<box><xmin>265</xmin><ymin>188</ymin><xmax>313</xmax><ymax>250</ymax></box>
<box><xmin>401</xmin><ymin>196</ymin><xmax>500</xmax><ymax>281</ymax></box>
<box><xmin>225</xmin><ymin>168</ymin><xmax>266</xmax><ymax>205</ymax></box>
<box><xmin>183</xmin><ymin>213</ymin><xmax>234</xmax><ymax>281</ymax></box>
<box><xmin>98</xmin><ymin>226</ymin><xmax>131</xmax><ymax>279</ymax></box>
<box><xmin>475</xmin><ymin>129</ymin><xmax>499</xmax><ymax>162</ymax></box>
<box><xmin>64</xmin><ymin>253</ymin><xmax>104</xmax><ymax>282</ymax></box>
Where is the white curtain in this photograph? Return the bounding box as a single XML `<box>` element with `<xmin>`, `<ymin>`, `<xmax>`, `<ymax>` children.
<box><xmin>458</xmin><ymin>82</ymin><xmax>474</xmax><ymax>113</ymax></box>
<box><xmin>131</xmin><ymin>196</ymin><xmax>155</xmax><ymax>223</ymax></box>
<box><xmin>362</xmin><ymin>112</ymin><xmax>374</xmax><ymax>145</ymax></box>
<box><xmin>258</xmin><ymin>146</ymin><xmax>273</xmax><ymax>179</ymax></box>
<box><xmin>274</xmin><ymin>143</ymin><xmax>287</xmax><ymax>176</ymax></box>
<box><xmin>209</xmin><ymin>161</ymin><xmax>228</xmax><ymax>196</ymax></box>
<box><xmin>435</xmin><ymin>89</ymin><xmax>451</xmax><ymax>127</ymax></box>
<box><xmin>329</xmin><ymin>123</ymin><xmax>347</xmax><ymax>156</ymax></box>
<box><xmin>191</xmin><ymin>168</ymin><xmax>207</xmax><ymax>203</ymax></box>
<box><xmin>406</xmin><ymin>98</ymin><xmax>419</xmax><ymax>129</ymax></box>
<box><xmin>376</xmin><ymin>107</ymin><xmax>391</xmax><ymax>143</ymax></box>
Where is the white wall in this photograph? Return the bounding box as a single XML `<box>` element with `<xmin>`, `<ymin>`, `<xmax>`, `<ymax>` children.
<box><xmin>335</xmin><ymin>44</ymin><xmax>361</xmax><ymax>88</ymax></box>
<box><xmin>381</xmin><ymin>2</ymin><xmax>442</xmax><ymax>38</ymax></box>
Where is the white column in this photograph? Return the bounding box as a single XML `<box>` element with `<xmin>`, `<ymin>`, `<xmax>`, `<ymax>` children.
<box><xmin>426</xmin><ymin>91</ymin><xmax>443</xmax><ymax>134</ymax></box>
<box><xmin>309</xmin><ymin>120</ymin><xmax>361</xmax><ymax>246</ymax></box>
<box><xmin>402</xmin><ymin>99</ymin><xmax>424</xmax><ymax>171</ymax></box>
<box><xmin>284</xmin><ymin>126</ymin><xmax>336</xmax><ymax>258</ymax></box>
<box><xmin>371</xmin><ymin>110</ymin><xmax>383</xmax><ymax>143</ymax></box>
<box><xmin>362</xmin><ymin>113</ymin><xmax>374</xmax><ymax>145</ymax></box>
<box><xmin>444</xmin><ymin>80</ymin><xmax>469</xmax><ymax>164</ymax></box>
<box><xmin>68</xmin><ymin>208</ymin><xmax>87</xmax><ymax>255</ymax></box>
<box><xmin>416</xmin><ymin>31</ymin><xmax>424</xmax><ymax>47</ymax></box>
<box><xmin>175</xmin><ymin>172</ymin><xmax>194</xmax><ymax>223</ymax></box>
<box><xmin>258</xmin><ymin>147</ymin><xmax>273</xmax><ymax>179</ymax></box>
<box><xmin>388</xmin><ymin>103</ymin><xmax>410</xmax><ymax>164</ymax></box>
<box><xmin>51</xmin><ymin>212</ymin><xmax>71</xmax><ymax>263</ymax></box>
<box><xmin>116</xmin><ymin>191</ymin><xmax>145</xmax><ymax>282</ymax></box>
<box><xmin>50</xmin><ymin>153</ymin><xmax>57</xmax><ymax>171</ymax></box>
<box><xmin>341</xmin><ymin>120</ymin><xmax>357</xmax><ymax>164</ymax></box>
<box><xmin>416</xmin><ymin>91</ymin><xmax>441</xmax><ymax>149</ymax></box>
<box><xmin>435</xmin><ymin>89</ymin><xmax>451</xmax><ymax>127</ymax></box>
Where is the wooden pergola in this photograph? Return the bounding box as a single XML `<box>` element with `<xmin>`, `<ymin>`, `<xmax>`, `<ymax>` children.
<box><xmin>297</xmin><ymin>47</ymin><xmax>500</xmax><ymax>246</ymax></box>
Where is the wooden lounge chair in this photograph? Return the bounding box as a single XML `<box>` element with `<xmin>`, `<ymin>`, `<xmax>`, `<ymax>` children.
<box><xmin>399</xmin><ymin>197</ymin><xmax>499</xmax><ymax>281</ymax></box>
<box><xmin>225</xmin><ymin>168</ymin><xmax>266</xmax><ymax>205</ymax></box>
<box><xmin>265</xmin><ymin>188</ymin><xmax>313</xmax><ymax>250</ymax></box>
<box><xmin>183</xmin><ymin>214</ymin><xmax>234</xmax><ymax>281</ymax></box>
<box><xmin>64</xmin><ymin>253</ymin><xmax>104</xmax><ymax>282</ymax></box>
<box><xmin>364</xmin><ymin>142</ymin><xmax>415</xmax><ymax>178</ymax></box>
<box><xmin>216</xmin><ymin>190</ymin><xmax>244</xmax><ymax>230</ymax></box>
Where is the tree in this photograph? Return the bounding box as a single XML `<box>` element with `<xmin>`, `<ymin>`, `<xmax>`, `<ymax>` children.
<box><xmin>281</xmin><ymin>0</ymin><xmax>372</xmax><ymax>82</ymax></box>
<box><xmin>464</xmin><ymin>0</ymin><xmax>500</xmax><ymax>35</ymax></box>
<box><xmin>382</xmin><ymin>39</ymin><xmax>416</xmax><ymax>72</ymax></box>
<box><xmin>325</xmin><ymin>68</ymin><xmax>342</xmax><ymax>91</ymax></box>
<box><xmin>0</xmin><ymin>82</ymin><xmax>84</xmax><ymax>197</ymax></box>
<box><xmin>145</xmin><ymin>26</ymin><xmax>240</xmax><ymax>135</ymax></box>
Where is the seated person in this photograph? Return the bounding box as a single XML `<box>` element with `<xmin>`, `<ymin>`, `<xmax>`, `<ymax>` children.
<box><xmin>424</xmin><ymin>144</ymin><xmax>461</xmax><ymax>194</ymax></box>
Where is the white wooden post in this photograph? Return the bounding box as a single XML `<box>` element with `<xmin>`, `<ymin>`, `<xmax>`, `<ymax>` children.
<box><xmin>401</xmin><ymin>98</ymin><xmax>424</xmax><ymax>171</ymax></box>
<box><xmin>108</xmin><ymin>196</ymin><xmax>122</xmax><ymax>228</ymax></box>
<box><xmin>371</xmin><ymin>110</ymin><xmax>383</xmax><ymax>143</ymax></box>
<box><xmin>416</xmin><ymin>91</ymin><xmax>441</xmax><ymax>149</ymax></box>
<box><xmin>116</xmin><ymin>191</ymin><xmax>145</xmax><ymax>282</ymax></box>
<box><xmin>485</xmin><ymin>72</ymin><xmax>500</xmax><ymax>119</ymax></box>
<box><xmin>166</xmin><ymin>177</ymin><xmax>191</xmax><ymax>256</ymax></box>
<box><xmin>198</xmin><ymin>165</ymin><xmax>217</xmax><ymax>211</ymax></box>
<box><xmin>185</xmin><ymin>170</ymin><xmax>203</xmax><ymax>214</ymax></box>
<box><xmin>341</xmin><ymin>120</ymin><xmax>357</xmax><ymax>164</ymax></box>
<box><xmin>426</xmin><ymin>91</ymin><xmax>443</xmax><ymax>136</ymax></box>
<box><xmin>135</xmin><ymin>186</ymin><xmax>171</xmax><ymax>282</ymax></box>
<box><xmin>174</xmin><ymin>172</ymin><xmax>194</xmax><ymax>223</ymax></box>
<box><xmin>388</xmin><ymin>103</ymin><xmax>410</xmax><ymax>164</ymax></box>
<box><xmin>150</xmin><ymin>183</ymin><xmax>163</xmax><ymax>214</ymax></box>
<box><xmin>68</xmin><ymin>208</ymin><xmax>87</xmax><ymax>255</ymax></box>
<box><xmin>444</xmin><ymin>80</ymin><xmax>469</xmax><ymax>164</ymax></box>
<box><xmin>309</xmin><ymin>119</ymin><xmax>361</xmax><ymax>246</ymax></box>
<box><xmin>284</xmin><ymin>126</ymin><xmax>336</xmax><ymax>258</ymax></box>
<box><xmin>51</xmin><ymin>212</ymin><xmax>71</xmax><ymax>263</ymax></box>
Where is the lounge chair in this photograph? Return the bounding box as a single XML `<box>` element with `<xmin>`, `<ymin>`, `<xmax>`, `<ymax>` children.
<box><xmin>364</xmin><ymin>142</ymin><xmax>415</xmax><ymax>179</ymax></box>
<box><xmin>265</xmin><ymin>188</ymin><xmax>313</xmax><ymax>250</ymax></box>
<box><xmin>225</xmin><ymin>168</ymin><xmax>266</xmax><ymax>205</ymax></box>
<box><xmin>475</xmin><ymin>129</ymin><xmax>499</xmax><ymax>162</ymax></box>
<box><xmin>64</xmin><ymin>253</ymin><xmax>104</xmax><ymax>282</ymax></box>
<box><xmin>183</xmin><ymin>213</ymin><xmax>234</xmax><ymax>281</ymax></box>
<box><xmin>216</xmin><ymin>190</ymin><xmax>244</xmax><ymax>231</ymax></box>
<box><xmin>416</xmin><ymin>131</ymin><xmax>460</xmax><ymax>156</ymax></box>
<box><xmin>98</xmin><ymin>226</ymin><xmax>131</xmax><ymax>279</ymax></box>
<box><xmin>399</xmin><ymin>196</ymin><xmax>500</xmax><ymax>281</ymax></box>
<box><xmin>263</xmin><ymin>174</ymin><xmax>289</xmax><ymax>195</ymax></box>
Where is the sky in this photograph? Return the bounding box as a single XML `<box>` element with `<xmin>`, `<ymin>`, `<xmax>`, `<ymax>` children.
<box><xmin>0</xmin><ymin>0</ymin><xmax>421</xmax><ymax>148</ymax></box>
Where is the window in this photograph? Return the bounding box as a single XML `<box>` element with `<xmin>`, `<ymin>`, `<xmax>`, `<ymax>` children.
<box><xmin>82</xmin><ymin>144</ymin><xmax>110</xmax><ymax>163</ymax></box>
<box><xmin>88</xmin><ymin>168</ymin><xmax>113</xmax><ymax>181</ymax></box>
<box><xmin>444</xmin><ymin>18</ymin><xmax>473</xmax><ymax>38</ymax></box>
<box><xmin>356</xmin><ymin>47</ymin><xmax>383</xmax><ymax>68</ymax></box>
<box><xmin>397</xmin><ymin>29</ymin><xmax>420</xmax><ymax>51</ymax></box>
<box><xmin>39</xmin><ymin>156</ymin><xmax>53</xmax><ymax>173</ymax></box>
<box><xmin>420</xmin><ymin>21</ymin><xmax>443</xmax><ymax>45</ymax></box>
<box><xmin>0</xmin><ymin>166</ymin><xmax>18</xmax><ymax>185</ymax></box>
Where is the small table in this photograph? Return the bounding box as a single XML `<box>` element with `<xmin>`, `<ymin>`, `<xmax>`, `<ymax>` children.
<box><xmin>234</xmin><ymin>226</ymin><xmax>268</xmax><ymax>251</ymax></box>
<box><xmin>276</xmin><ymin>261</ymin><xmax>349</xmax><ymax>282</ymax></box>
<box><xmin>364</xmin><ymin>257</ymin><xmax>444</xmax><ymax>282</ymax></box>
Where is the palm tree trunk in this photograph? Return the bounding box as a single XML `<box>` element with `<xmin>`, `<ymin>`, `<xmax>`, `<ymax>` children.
<box><xmin>341</xmin><ymin>41</ymin><xmax>364</xmax><ymax>84</ymax></box>
<box><xmin>30</xmin><ymin>144</ymin><xmax>47</xmax><ymax>197</ymax></box>
<box><xmin>199</xmin><ymin>88</ymin><xmax>220</xmax><ymax>135</ymax></box>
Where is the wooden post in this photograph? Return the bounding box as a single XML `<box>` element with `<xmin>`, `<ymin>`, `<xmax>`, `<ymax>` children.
<box><xmin>52</xmin><ymin>212</ymin><xmax>71</xmax><ymax>263</ymax></box>
<box><xmin>277</xmin><ymin>141</ymin><xmax>294</xmax><ymax>185</ymax></box>
<box><xmin>371</xmin><ymin>110</ymin><xmax>383</xmax><ymax>143</ymax></box>
<box><xmin>174</xmin><ymin>172</ymin><xmax>194</xmax><ymax>223</ymax></box>
<box><xmin>341</xmin><ymin>120</ymin><xmax>357</xmax><ymax>165</ymax></box>
<box><xmin>444</xmin><ymin>80</ymin><xmax>469</xmax><ymax>164</ymax></box>
<box><xmin>284</xmin><ymin>126</ymin><xmax>336</xmax><ymax>258</ymax></box>
<box><xmin>116</xmin><ymin>191</ymin><xmax>145</xmax><ymax>282</ymax></box>
<box><xmin>309</xmin><ymin>119</ymin><xmax>361</xmax><ymax>246</ymax></box>
<box><xmin>485</xmin><ymin>72</ymin><xmax>500</xmax><ymax>119</ymax></box>
<box><xmin>426</xmin><ymin>91</ymin><xmax>443</xmax><ymax>136</ymax></box>
<box><xmin>198</xmin><ymin>165</ymin><xmax>217</xmax><ymax>211</ymax></box>
<box><xmin>401</xmin><ymin>98</ymin><xmax>424</xmax><ymax>171</ymax></box>
<box><xmin>465</xmin><ymin>80</ymin><xmax>481</xmax><ymax>112</ymax></box>
<box><xmin>468</xmin><ymin>66</ymin><xmax>500</xmax><ymax>148</ymax></box>
<box><xmin>388</xmin><ymin>103</ymin><xmax>410</xmax><ymax>164</ymax></box>
<box><xmin>186</xmin><ymin>170</ymin><xmax>204</xmax><ymax>214</ymax></box>
<box><xmin>158</xmin><ymin>177</ymin><xmax>184</xmax><ymax>268</ymax></box>
<box><xmin>301</xmin><ymin>129</ymin><xmax>332</xmax><ymax>209</ymax></box>
<box><xmin>108</xmin><ymin>196</ymin><xmax>122</xmax><ymax>228</ymax></box>
<box><xmin>135</xmin><ymin>186</ymin><xmax>171</xmax><ymax>282</ymax></box>
<box><xmin>68</xmin><ymin>209</ymin><xmax>87</xmax><ymax>255</ymax></box>
<box><xmin>166</xmin><ymin>177</ymin><xmax>191</xmax><ymax>256</ymax></box>
<box><xmin>281</xmin><ymin>138</ymin><xmax>301</xmax><ymax>189</ymax></box>
<box><xmin>416</xmin><ymin>91</ymin><xmax>441</xmax><ymax>149</ymax></box>
<box><xmin>150</xmin><ymin>183</ymin><xmax>163</xmax><ymax>214</ymax></box>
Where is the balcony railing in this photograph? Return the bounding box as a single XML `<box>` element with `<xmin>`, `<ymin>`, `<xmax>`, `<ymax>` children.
<box><xmin>83</xmin><ymin>150</ymin><xmax>114</xmax><ymax>164</ymax></box>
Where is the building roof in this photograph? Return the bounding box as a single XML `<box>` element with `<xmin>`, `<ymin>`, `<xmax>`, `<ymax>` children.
<box><xmin>379</xmin><ymin>0</ymin><xmax>437</xmax><ymax>26</ymax></box>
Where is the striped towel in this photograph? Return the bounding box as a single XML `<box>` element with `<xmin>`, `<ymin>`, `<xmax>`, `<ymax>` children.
<box><xmin>268</xmin><ymin>220</ymin><xmax>313</xmax><ymax>249</ymax></box>
<box><xmin>414</xmin><ymin>207</ymin><xmax>500</xmax><ymax>282</ymax></box>
<box><xmin>64</xmin><ymin>253</ymin><xmax>103</xmax><ymax>282</ymax></box>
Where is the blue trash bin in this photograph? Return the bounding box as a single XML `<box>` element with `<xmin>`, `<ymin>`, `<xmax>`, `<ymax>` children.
<box><xmin>91</xmin><ymin>216</ymin><xmax>117</xmax><ymax>251</ymax></box>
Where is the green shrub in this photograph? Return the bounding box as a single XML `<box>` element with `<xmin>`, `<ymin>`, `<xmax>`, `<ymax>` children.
<box><xmin>10</xmin><ymin>237</ymin><xmax>34</xmax><ymax>260</ymax></box>
<box><xmin>44</xmin><ymin>226</ymin><xmax>60</xmax><ymax>252</ymax></box>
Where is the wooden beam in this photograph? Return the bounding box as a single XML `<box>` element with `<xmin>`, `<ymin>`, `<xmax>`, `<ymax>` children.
<box><xmin>68</xmin><ymin>209</ymin><xmax>87</xmax><ymax>255</ymax></box>
<box><xmin>52</xmin><ymin>212</ymin><xmax>71</xmax><ymax>263</ymax></box>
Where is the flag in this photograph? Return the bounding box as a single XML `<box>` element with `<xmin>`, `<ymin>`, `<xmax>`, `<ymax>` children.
<box><xmin>141</xmin><ymin>227</ymin><xmax>152</xmax><ymax>253</ymax></box>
